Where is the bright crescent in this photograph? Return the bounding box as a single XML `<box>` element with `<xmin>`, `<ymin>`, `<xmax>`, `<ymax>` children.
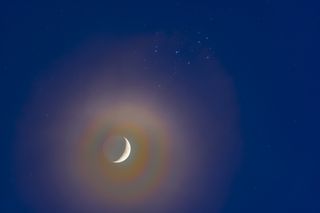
<box><xmin>113</xmin><ymin>137</ymin><xmax>131</xmax><ymax>163</ymax></box>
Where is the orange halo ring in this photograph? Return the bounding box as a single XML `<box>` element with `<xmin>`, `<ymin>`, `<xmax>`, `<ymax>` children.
<box><xmin>68</xmin><ymin>105</ymin><xmax>171</xmax><ymax>205</ymax></box>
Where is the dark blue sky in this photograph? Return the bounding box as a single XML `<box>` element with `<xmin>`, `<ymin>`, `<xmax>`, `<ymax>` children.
<box><xmin>1</xmin><ymin>1</ymin><xmax>319</xmax><ymax>212</ymax></box>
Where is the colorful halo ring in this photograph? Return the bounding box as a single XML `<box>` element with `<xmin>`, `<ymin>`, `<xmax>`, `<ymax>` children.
<box><xmin>65</xmin><ymin>104</ymin><xmax>171</xmax><ymax>206</ymax></box>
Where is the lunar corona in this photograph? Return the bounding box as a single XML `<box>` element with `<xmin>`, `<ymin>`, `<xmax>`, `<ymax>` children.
<box><xmin>113</xmin><ymin>137</ymin><xmax>131</xmax><ymax>163</ymax></box>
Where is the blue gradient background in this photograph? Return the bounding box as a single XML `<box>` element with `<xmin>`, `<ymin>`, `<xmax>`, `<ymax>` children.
<box><xmin>1</xmin><ymin>1</ymin><xmax>317</xmax><ymax>212</ymax></box>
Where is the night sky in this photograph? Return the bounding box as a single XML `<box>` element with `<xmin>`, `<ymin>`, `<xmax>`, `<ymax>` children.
<box><xmin>1</xmin><ymin>1</ymin><xmax>319</xmax><ymax>212</ymax></box>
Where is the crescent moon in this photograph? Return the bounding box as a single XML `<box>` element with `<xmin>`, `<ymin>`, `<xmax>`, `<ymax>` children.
<box><xmin>113</xmin><ymin>137</ymin><xmax>131</xmax><ymax>163</ymax></box>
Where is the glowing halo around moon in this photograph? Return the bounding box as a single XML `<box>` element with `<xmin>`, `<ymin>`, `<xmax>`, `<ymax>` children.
<box><xmin>15</xmin><ymin>36</ymin><xmax>240</xmax><ymax>212</ymax></box>
<box><xmin>113</xmin><ymin>137</ymin><xmax>131</xmax><ymax>163</ymax></box>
